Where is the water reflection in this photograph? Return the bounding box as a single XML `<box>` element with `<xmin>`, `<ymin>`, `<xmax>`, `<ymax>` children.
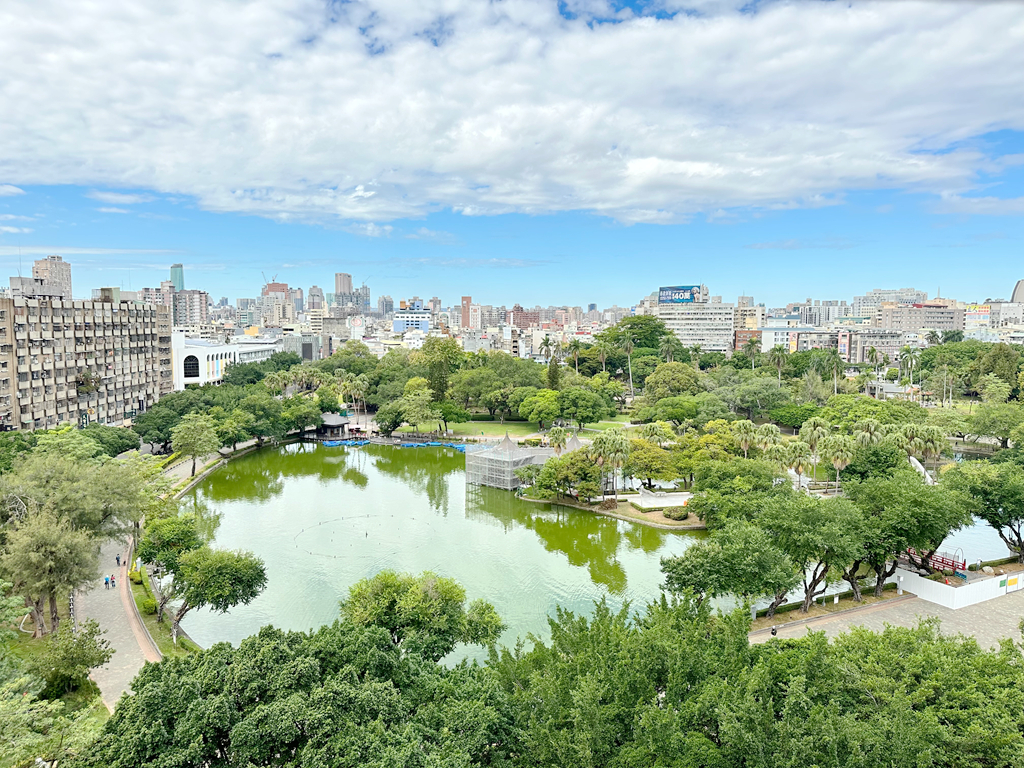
<box><xmin>181</xmin><ymin>444</ymin><xmax>699</xmax><ymax>653</ymax></box>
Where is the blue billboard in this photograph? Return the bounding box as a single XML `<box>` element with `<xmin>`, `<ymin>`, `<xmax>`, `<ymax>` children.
<box><xmin>658</xmin><ymin>285</ymin><xmax>699</xmax><ymax>304</ymax></box>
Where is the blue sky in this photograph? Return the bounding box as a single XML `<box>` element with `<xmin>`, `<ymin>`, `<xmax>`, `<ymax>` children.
<box><xmin>1</xmin><ymin>1</ymin><xmax>1022</xmax><ymax>308</ymax></box>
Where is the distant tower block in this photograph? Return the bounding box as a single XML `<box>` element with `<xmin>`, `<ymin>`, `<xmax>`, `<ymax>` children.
<box><xmin>170</xmin><ymin>263</ymin><xmax>184</xmax><ymax>292</ymax></box>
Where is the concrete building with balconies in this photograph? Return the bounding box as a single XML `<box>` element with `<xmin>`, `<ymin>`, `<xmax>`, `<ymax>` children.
<box><xmin>0</xmin><ymin>296</ymin><xmax>172</xmax><ymax>431</ymax></box>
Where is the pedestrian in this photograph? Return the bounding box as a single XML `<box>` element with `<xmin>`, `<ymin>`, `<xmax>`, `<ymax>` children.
<box><xmin>104</xmin><ymin>576</ymin><xmax>110</xmax><ymax>590</ymax></box>
<box><xmin>110</xmin><ymin>574</ymin><xmax>116</xmax><ymax>589</ymax></box>
<box><xmin>771</xmin><ymin>626</ymin><xmax>778</xmax><ymax>637</ymax></box>
<box><xmin>116</xmin><ymin>553</ymin><xmax>121</xmax><ymax>567</ymax></box>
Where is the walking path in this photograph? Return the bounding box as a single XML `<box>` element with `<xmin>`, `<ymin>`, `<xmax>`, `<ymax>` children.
<box><xmin>76</xmin><ymin>537</ymin><xmax>161</xmax><ymax>711</ymax></box>
<box><xmin>750</xmin><ymin>588</ymin><xmax>1024</xmax><ymax>649</ymax></box>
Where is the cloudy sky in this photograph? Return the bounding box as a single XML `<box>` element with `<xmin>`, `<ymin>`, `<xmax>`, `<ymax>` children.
<box><xmin>1</xmin><ymin>0</ymin><xmax>1022</xmax><ymax>306</ymax></box>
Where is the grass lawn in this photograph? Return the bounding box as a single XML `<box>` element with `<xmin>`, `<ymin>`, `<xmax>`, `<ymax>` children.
<box><xmin>129</xmin><ymin>566</ymin><xmax>199</xmax><ymax>658</ymax></box>
<box><xmin>585</xmin><ymin>421</ymin><xmax>639</xmax><ymax>433</ymax></box>
<box><xmin>396</xmin><ymin>421</ymin><xmax>540</xmax><ymax>438</ymax></box>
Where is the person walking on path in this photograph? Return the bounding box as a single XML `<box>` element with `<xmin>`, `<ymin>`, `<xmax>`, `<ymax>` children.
<box><xmin>104</xmin><ymin>576</ymin><xmax>110</xmax><ymax>590</ymax></box>
<box><xmin>116</xmin><ymin>553</ymin><xmax>121</xmax><ymax>567</ymax></box>
<box><xmin>110</xmin><ymin>574</ymin><xmax>116</xmax><ymax>589</ymax></box>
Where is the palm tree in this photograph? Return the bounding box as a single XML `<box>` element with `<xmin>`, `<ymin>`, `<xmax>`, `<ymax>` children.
<box><xmin>799</xmin><ymin>416</ymin><xmax>830</xmax><ymax>481</ymax></box>
<box><xmin>813</xmin><ymin>348</ymin><xmax>843</xmax><ymax>395</ymax></box>
<box><xmin>787</xmin><ymin>440</ymin><xmax>813</xmax><ymax>490</ymax></box>
<box><xmin>755</xmin><ymin>422</ymin><xmax>781</xmax><ymax>451</ymax></box>
<box><xmin>925</xmin><ymin>330</ymin><xmax>941</xmax><ymax>346</ymax></box>
<box><xmin>619</xmin><ymin>335</ymin><xmax>637</xmax><ymax>398</ymax></box>
<box><xmin>688</xmin><ymin>344</ymin><xmax>702</xmax><ymax>372</ymax></box>
<box><xmin>821</xmin><ymin>435</ymin><xmax>854</xmax><ymax>492</ymax></box>
<box><xmin>852</xmin><ymin>418</ymin><xmax>883</xmax><ymax>447</ymax></box>
<box><xmin>567</xmin><ymin>338</ymin><xmax>582</xmax><ymax>375</ymax></box>
<box><xmin>742</xmin><ymin>337</ymin><xmax>761</xmax><ymax>370</ymax></box>
<box><xmin>763</xmin><ymin>442</ymin><xmax>788</xmax><ymax>470</ymax></box>
<box><xmin>639</xmin><ymin>421</ymin><xmax>674</xmax><ymax>447</ymax></box>
<box><xmin>919</xmin><ymin>425</ymin><xmax>946</xmax><ymax>476</ymax></box>
<box><xmin>767</xmin><ymin>345</ymin><xmax>787</xmax><ymax>387</ymax></box>
<box><xmin>591</xmin><ymin>428</ymin><xmax>631</xmax><ymax>500</ymax></box>
<box><xmin>263</xmin><ymin>370</ymin><xmax>290</xmax><ymax>396</ymax></box>
<box><xmin>659</xmin><ymin>335</ymin><xmax>677</xmax><ymax>363</ymax></box>
<box><xmin>866</xmin><ymin>346</ymin><xmax>879</xmax><ymax>379</ymax></box>
<box><xmin>547</xmin><ymin>426</ymin><xmax>568</xmax><ymax>455</ymax></box>
<box><xmin>900</xmin><ymin>346</ymin><xmax>921</xmax><ymax>398</ymax></box>
<box><xmin>733</xmin><ymin>419</ymin><xmax>757</xmax><ymax>459</ymax></box>
<box><xmin>540</xmin><ymin>336</ymin><xmax>554</xmax><ymax>363</ymax></box>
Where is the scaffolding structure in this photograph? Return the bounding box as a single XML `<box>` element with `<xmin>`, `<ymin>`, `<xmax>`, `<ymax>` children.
<box><xmin>465</xmin><ymin>434</ymin><xmax>553</xmax><ymax>490</ymax></box>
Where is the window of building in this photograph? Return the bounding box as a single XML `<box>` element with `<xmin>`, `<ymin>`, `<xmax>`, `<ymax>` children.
<box><xmin>183</xmin><ymin>355</ymin><xmax>200</xmax><ymax>378</ymax></box>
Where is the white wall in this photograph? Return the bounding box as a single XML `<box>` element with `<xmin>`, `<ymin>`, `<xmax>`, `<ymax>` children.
<box><xmin>897</xmin><ymin>569</ymin><xmax>1022</xmax><ymax>610</ymax></box>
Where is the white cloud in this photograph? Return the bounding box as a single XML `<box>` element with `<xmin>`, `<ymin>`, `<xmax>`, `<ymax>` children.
<box><xmin>931</xmin><ymin>194</ymin><xmax>1024</xmax><ymax>215</ymax></box>
<box><xmin>0</xmin><ymin>214</ymin><xmax>31</xmax><ymax>220</ymax></box>
<box><xmin>86</xmin><ymin>191</ymin><xmax>153</xmax><ymax>205</ymax></box>
<box><xmin>0</xmin><ymin>1</ymin><xmax>1021</xmax><ymax>224</ymax></box>
<box><xmin>0</xmin><ymin>226</ymin><xmax>33</xmax><ymax>234</ymax></box>
<box><xmin>0</xmin><ymin>185</ymin><xmax>25</xmax><ymax>196</ymax></box>
<box><xmin>405</xmin><ymin>227</ymin><xmax>460</xmax><ymax>245</ymax></box>
<box><xmin>96</xmin><ymin>207</ymin><xmax>130</xmax><ymax>214</ymax></box>
<box><xmin>342</xmin><ymin>222</ymin><xmax>393</xmax><ymax>237</ymax></box>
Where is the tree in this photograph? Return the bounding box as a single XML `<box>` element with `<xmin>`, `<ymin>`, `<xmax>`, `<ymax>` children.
<box><xmin>820</xmin><ymin>434</ymin><xmax>854</xmax><ymax>491</ymax></box>
<box><xmin>0</xmin><ymin>511</ymin><xmax>98</xmax><ymax>635</ymax></box>
<box><xmin>447</xmin><ymin>367</ymin><xmax>502</xmax><ymax>409</ymax></box>
<box><xmin>786</xmin><ymin>440</ymin><xmax>813</xmax><ymax>488</ymax></box>
<box><xmin>638</xmin><ymin>420</ymin><xmax>675</xmax><ymax>448</ymax></box>
<box><xmin>767</xmin><ymin>344</ymin><xmax>788</xmax><ymax>386</ymax></box>
<box><xmin>420</xmin><ymin>336</ymin><xmax>463</xmax><ymax>401</ymax></box>
<box><xmin>171</xmin><ymin>547</ymin><xmax>267</xmax><ymax>642</ymax></box>
<box><xmin>594</xmin><ymin>340</ymin><xmax>612</xmax><ymax>373</ymax></box>
<box><xmin>546</xmin><ymin>357</ymin><xmax>562</xmax><ymax>391</ymax></box>
<box><xmin>600</xmin><ymin>315</ymin><xmax>670</xmax><ymax>350</ymax></box>
<box><xmin>547</xmin><ymin>426</ymin><xmax>568</xmax><ymax>454</ymax></box>
<box><xmin>641</xmin><ymin>361</ymin><xmax>701</xmax><ymax>402</ymax></box>
<box><xmin>238</xmin><ymin>392</ymin><xmax>285</xmax><ymax>447</ymax></box>
<box><xmin>853</xmin><ymin>417</ymin><xmax>884</xmax><ymax>447</ymax></box>
<box><xmin>374</xmin><ymin>401</ymin><xmax>405</xmax><ymax>437</ymax></box>
<box><xmin>340</xmin><ymin>570</ymin><xmax>504</xmax><ymax>662</ymax></box>
<box><xmin>33</xmin><ymin>427</ymin><xmax>105</xmax><ymax>461</ymax></box>
<box><xmin>216</xmin><ymin>409</ymin><xmax>254</xmax><ymax>451</ymax></box>
<box><xmin>845</xmin><ymin>472</ymin><xmax>971</xmax><ymax>594</ymax></box>
<box><xmin>799</xmin><ymin>416</ymin><xmax>830</xmax><ymax>481</ymax></box>
<box><xmin>518</xmin><ymin>389</ymin><xmax>561</xmax><ymax>429</ymax></box>
<box><xmin>534</xmin><ymin>450</ymin><xmax>603</xmax><ymax>502</ymax></box>
<box><xmin>27</xmin><ymin>619</ymin><xmax>112</xmax><ymax>697</ymax></box>
<box><xmin>567</xmin><ymin>338</ymin><xmax>583</xmax><ymax>374</ymax></box>
<box><xmin>978</xmin><ymin>342</ymin><xmax>1021</xmax><ymax>387</ymax></box>
<box><xmin>761</xmin><ymin>494</ymin><xmax>865</xmax><ymax>612</ymax></box>
<box><xmin>282</xmin><ymin>397</ymin><xmax>323</xmax><ymax>435</ymax></box>
<box><xmin>558</xmin><ymin>387</ymin><xmax>607</xmax><ymax>429</ymax></box>
<box><xmin>741</xmin><ymin>336</ymin><xmax>761</xmax><ymax>369</ymax></box>
<box><xmin>755</xmin><ymin>422</ymin><xmax>781</xmax><ymax>451</ymax></box>
<box><xmin>619</xmin><ymin>334</ymin><xmax>636</xmax><ymax>397</ymax></box>
<box><xmin>661</xmin><ymin>520</ymin><xmax>800</xmax><ymax>615</ymax></box>
<box><xmin>732</xmin><ymin>419</ymin><xmax>756</xmax><ymax>459</ymax></box>
<box><xmin>171</xmin><ymin>413</ymin><xmax>222</xmax><ymax>477</ymax></box>
<box><xmin>658</xmin><ymin>334</ymin><xmax>682</xmax><ymax>363</ymax></box>
<box><xmin>399</xmin><ymin>389</ymin><xmax>441</xmax><ymax>432</ymax></box>
<box><xmin>971</xmin><ymin>402</ymin><xmax>1024</xmax><ymax>448</ymax></box>
<box><xmin>137</xmin><ymin>513</ymin><xmax>204</xmax><ymax>621</ymax></box>
<box><xmin>590</xmin><ymin>428</ymin><xmax>630</xmax><ymax>499</ymax></box>
<box><xmin>132</xmin><ymin>406</ymin><xmax>180</xmax><ymax>452</ymax></box>
<box><xmin>945</xmin><ymin>461</ymin><xmax>1024</xmax><ymax>562</ymax></box>
<box><xmin>436</xmin><ymin>400</ymin><xmax>470</xmax><ymax>433</ymax></box>
<box><xmin>811</xmin><ymin>347</ymin><xmax>844</xmax><ymax>395</ymax></box>
<box><xmin>623</xmin><ymin>439</ymin><xmax>674</xmax><ymax>489</ymax></box>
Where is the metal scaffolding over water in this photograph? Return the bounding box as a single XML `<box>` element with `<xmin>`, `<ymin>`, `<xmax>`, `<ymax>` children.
<box><xmin>464</xmin><ymin>434</ymin><xmax>553</xmax><ymax>490</ymax></box>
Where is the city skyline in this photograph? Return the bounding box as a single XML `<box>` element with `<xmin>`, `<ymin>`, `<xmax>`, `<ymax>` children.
<box><xmin>1</xmin><ymin>2</ymin><xmax>1022</xmax><ymax>306</ymax></box>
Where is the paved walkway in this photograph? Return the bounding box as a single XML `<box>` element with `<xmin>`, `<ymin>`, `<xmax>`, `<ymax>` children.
<box><xmin>751</xmin><ymin>588</ymin><xmax>1024</xmax><ymax>649</ymax></box>
<box><xmin>76</xmin><ymin>537</ymin><xmax>161</xmax><ymax>711</ymax></box>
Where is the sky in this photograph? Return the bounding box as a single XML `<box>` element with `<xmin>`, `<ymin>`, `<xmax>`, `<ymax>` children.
<box><xmin>1</xmin><ymin>0</ymin><xmax>1022</xmax><ymax>308</ymax></box>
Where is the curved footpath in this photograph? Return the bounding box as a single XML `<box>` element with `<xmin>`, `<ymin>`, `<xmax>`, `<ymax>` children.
<box><xmin>76</xmin><ymin>537</ymin><xmax>161</xmax><ymax>711</ymax></box>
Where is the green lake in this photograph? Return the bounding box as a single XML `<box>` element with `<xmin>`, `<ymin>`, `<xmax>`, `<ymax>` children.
<box><xmin>181</xmin><ymin>442</ymin><xmax>702</xmax><ymax>659</ymax></box>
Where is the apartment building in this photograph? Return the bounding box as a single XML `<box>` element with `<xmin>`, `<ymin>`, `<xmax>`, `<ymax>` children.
<box><xmin>172</xmin><ymin>289</ymin><xmax>210</xmax><ymax>326</ymax></box>
<box><xmin>654</xmin><ymin>285</ymin><xmax>736</xmax><ymax>354</ymax></box>
<box><xmin>31</xmin><ymin>256</ymin><xmax>73</xmax><ymax>299</ymax></box>
<box><xmin>0</xmin><ymin>296</ymin><xmax>172</xmax><ymax>431</ymax></box>
<box><xmin>875</xmin><ymin>302</ymin><xmax>965</xmax><ymax>332</ymax></box>
<box><xmin>852</xmin><ymin>288</ymin><xmax>927</xmax><ymax>318</ymax></box>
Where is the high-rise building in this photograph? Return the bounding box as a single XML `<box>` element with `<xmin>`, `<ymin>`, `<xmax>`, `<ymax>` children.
<box><xmin>290</xmin><ymin>287</ymin><xmax>304</xmax><ymax>314</ymax></box>
<box><xmin>460</xmin><ymin>296</ymin><xmax>472</xmax><ymax>328</ymax></box>
<box><xmin>308</xmin><ymin>286</ymin><xmax>325</xmax><ymax>310</ymax></box>
<box><xmin>587</xmin><ymin>303</ymin><xmax>597</xmax><ymax>312</ymax></box>
<box><xmin>654</xmin><ymin>285</ymin><xmax>735</xmax><ymax>353</ymax></box>
<box><xmin>32</xmin><ymin>255</ymin><xmax>72</xmax><ymax>299</ymax></box>
<box><xmin>335</xmin><ymin>273</ymin><xmax>353</xmax><ymax>296</ymax></box>
<box><xmin>0</xmin><ymin>295</ymin><xmax>172</xmax><ymax>430</ymax></box>
<box><xmin>852</xmin><ymin>288</ymin><xmax>927</xmax><ymax>318</ymax></box>
<box><xmin>172</xmin><ymin>289</ymin><xmax>210</xmax><ymax>326</ymax></box>
<box><xmin>169</xmin><ymin>263</ymin><xmax>185</xmax><ymax>292</ymax></box>
<box><xmin>378</xmin><ymin>295</ymin><xmax>394</xmax><ymax>317</ymax></box>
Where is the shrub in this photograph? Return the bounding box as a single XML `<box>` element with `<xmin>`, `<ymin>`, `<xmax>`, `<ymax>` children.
<box><xmin>140</xmin><ymin>597</ymin><xmax>158</xmax><ymax>615</ymax></box>
<box><xmin>598</xmin><ymin>499</ymin><xmax>618</xmax><ymax>510</ymax></box>
<box><xmin>128</xmin><ymin>570</ymin><xmax>143</xmax><ymax>585</ymax></box>
<box><xmin>523</xmin><ymin>438</ymin><xmax>542</xmax><ymax>447</ymax></box>
<box><xmin>663</xmin><ymin>506</ymin><xmax>688</xmax><ymax>520</ymax></box>
<box><xmin>470</xmin><ymin>414</ymin><xmax>495</xmax><ymax>422</ymax></box>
